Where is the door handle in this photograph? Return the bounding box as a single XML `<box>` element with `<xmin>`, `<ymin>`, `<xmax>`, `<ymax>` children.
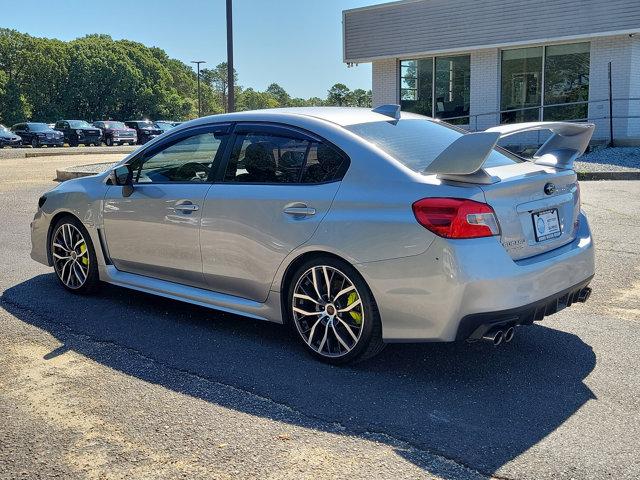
<box><xmin>283</xmin><ymin>204</ymin><xmax>316</xmax><ymax>217</ymax></box>
<box><xmin>170</xmin><ymin>202</ymin><xmax>200</xmax><ymax>213</ymax></box>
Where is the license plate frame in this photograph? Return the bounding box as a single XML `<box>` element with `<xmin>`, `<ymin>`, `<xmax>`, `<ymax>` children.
<box><xmin>532</xmin><ymin>208</ymin><xmax>561</xmax><ymax>242</ymax></box>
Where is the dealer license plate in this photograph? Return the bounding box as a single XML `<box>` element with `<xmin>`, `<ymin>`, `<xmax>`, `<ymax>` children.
<box><xmin>532</xmin><ymin>209</ymin><xmax>561</xmax><ymax>241</ymax></box>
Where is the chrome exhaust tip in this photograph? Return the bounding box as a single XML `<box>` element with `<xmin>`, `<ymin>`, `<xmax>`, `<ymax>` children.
<box><xmin>504</xmin><ymin>326</ymin><xmax>515</xmax><ymax>343</ymax></box>
<box><xmin>577</xmin><ymin>287</ymin><xmax>592</xmax><ymax>303</ymax></box>
<box><xmin>482</xmin><ymin>329</ymin><xmax>504</xmax><ymax>346</ymax></box>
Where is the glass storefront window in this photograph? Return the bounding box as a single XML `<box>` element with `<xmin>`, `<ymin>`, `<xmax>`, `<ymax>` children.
<box><xmin>435</xmin><ymin>56</ymin><xmax>470</xmax><ymax>124</ymax></box>
<box><xmin>500</xmin><ymin>42</ymin><xmax>590</xmax><ymax>123</ymax></box>
<box><xmin>400</xmin><ymin>58</ymin><xmax>433</xmax><ymax>116</ymax></box>
<box><xmin>400</xmin><ymin>56</ymin><xmax>469</xmax><ymax>123</ymax></box>
<box><xmin>543</xmin><ymin>42</ymin><xmax>590</xmax><ymax>121</ymax></box>
<box><xmin>500</xmin><ymin>47</ymin><xmax>543</xmax><ymax>123</ymax></box>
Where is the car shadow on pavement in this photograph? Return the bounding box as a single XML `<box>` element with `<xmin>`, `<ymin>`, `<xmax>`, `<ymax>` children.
<box><xmin>1</xmin><ymin>273</ymin><xmax>597</xmax><ymax>478</ymax></box>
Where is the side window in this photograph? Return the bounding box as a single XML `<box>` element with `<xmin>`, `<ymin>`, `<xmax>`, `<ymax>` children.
<box><xmin>300</xmin><ymin>143</ymin><xmax>347</xmax><ymax>183</ymax></box>
<box><xmin>223</xmin><ymin>128</ymin><xmax>347</xmax><ymax>184</ymax></box>
<box><xmin>133</xmin><ymin>130</ymin><xmax>227</xmax><ymax>184</ymax></box>
<box><xmin>224</xmin><ymin>131</ymin><xmax>308</xmax><ymax>183</ymax></box>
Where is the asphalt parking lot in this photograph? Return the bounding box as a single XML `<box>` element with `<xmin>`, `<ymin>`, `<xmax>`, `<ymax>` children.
<box><xmin>0</xmin><ymin>155</ymin><xmax>639</xmax><ymax>479</ymax></box>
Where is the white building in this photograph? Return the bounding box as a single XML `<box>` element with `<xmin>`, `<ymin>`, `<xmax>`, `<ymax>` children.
<box><xmin>343</xmin><ymin>0</ymin><xmax>640</xmax><ymax>145</ymax></box>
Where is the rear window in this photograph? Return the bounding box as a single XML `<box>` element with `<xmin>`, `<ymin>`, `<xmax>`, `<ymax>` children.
<box><xmin>346</xmin><ymin>119</ymin><xmax>521</xmax><ymax>173</ymax></box>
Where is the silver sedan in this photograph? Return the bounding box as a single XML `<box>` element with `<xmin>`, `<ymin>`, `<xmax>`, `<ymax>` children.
<box><xmin>30</xmin><ymin>106</ymin><xmax>595</xmax><ymax>364</ymax></box>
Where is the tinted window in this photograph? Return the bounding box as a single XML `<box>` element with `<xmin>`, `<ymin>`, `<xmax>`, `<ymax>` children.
<box><xmin>347</xmin><ymin>119</ymin><xmax>520</xmax><ymax>173</ymax></box>
<box><xmin>224</xmin><ymin>130</ymin><xmax>346</xmax><ymax>184</ymax></box>
<box><xmin>29</xmin><ymin>123</ymin><xmax>49</xmax><ymax>132</ymax></box>
<box><xmin>134</xmin><ymin>130</ymin><xmax>226</xmax><ymax>183</ymax></box>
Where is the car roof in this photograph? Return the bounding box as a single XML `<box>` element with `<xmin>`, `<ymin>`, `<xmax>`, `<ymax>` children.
<box><xmin>183</xmin><ymin>107</ymin><xmax>428</xmax><ymax>129</ymax></box>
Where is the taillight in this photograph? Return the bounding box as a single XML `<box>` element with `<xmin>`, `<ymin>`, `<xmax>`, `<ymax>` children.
<box><xmin>412</xmin><ymin>198</ymin><xmax>500</xmax><ymax>239</ymax></box>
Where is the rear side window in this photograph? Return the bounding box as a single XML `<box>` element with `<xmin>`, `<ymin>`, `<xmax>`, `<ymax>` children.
<box><xmin>224</xmin><ymin>127</ymin><xmax>347</xmax><ymax>184</ymax></box>
<box><xmin>346</xmin><ymin>119</ymin><xmax>521</xmax><ymax>173</ymax></box>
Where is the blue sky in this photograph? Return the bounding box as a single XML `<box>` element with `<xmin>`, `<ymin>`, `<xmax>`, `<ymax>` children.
<box><xmin>1</xmin><ymin>0</ymin><xmax>385</xmax><ymax>99</ymax></box>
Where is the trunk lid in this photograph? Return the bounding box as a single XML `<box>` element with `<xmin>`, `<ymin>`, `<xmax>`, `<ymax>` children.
<box><xmin>481</xmin><ymin>162</ymin><xmax>579</xmax><ymax>260</ymax></box>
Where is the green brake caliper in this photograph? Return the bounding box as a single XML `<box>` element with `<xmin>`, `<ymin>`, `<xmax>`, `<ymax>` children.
<box><xmin>347</xmin><ymin>292</ymin><xmax>362</xmax><ymax>325</ymax></box>
<box><xmin>79</xmin><ymin>243</ymin><xmax>88</xmax><ymax>266</ymax></box>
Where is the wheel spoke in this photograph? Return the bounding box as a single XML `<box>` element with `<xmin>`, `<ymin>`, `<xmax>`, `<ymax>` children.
<box><xmin>317</xmin><ymin>322</ymin><xmax>329</xmax><ymax>354</ymax></box>
<box><xmin>52</xmin><ymin>252</ymin><xmax>70</xmax><ymax>260</ymax></box>
<box><xmin>338</xmin><ymin>299</ymin><xmax>361</xmax><ymax>313</ymax></box>
<box><xmin>336</xmin><ymin>317</ymin><xmax>359</xmax><ymax>342</ymax></box>
<box><xmin>322</xmin><ymin>266</ymin><xmax>331</xmax><ymax>298</ymax></box>
<box><xmin>53</xmin><ymin>242</ymin><xmax>69</xmax><ymax>253</ymax></box>
<box><xmin>293</xmin><ymin>306</ymin><xmax>323</xmax><ymax>317</ymax></box>
<box><xmin>331</xmin><ymin>324</ymin><xmax>350</xmax><ymax>351</ymax></box>
<box><xmin>306</xmin><ymin>317</ymin><xmax>323</xmax><ymax>346</ymax></box>
<box><xmin>333</xmin><ymin>285</ymin><xmax>355</xmax><ymax>303</ymax></box>
<box><xmin>72</xmin><ymin>262</ymin><xmax>84</xmax><ymax>284</ymax></box>
<box><xmin>293</xmin><ymin>292</ymin><xmax>321</xmax><ymax>305</ymax></box>
<box><xmin>310</xmin><ymin>268</ymin><xmax>322</xmax><ymax>300</ymax></box>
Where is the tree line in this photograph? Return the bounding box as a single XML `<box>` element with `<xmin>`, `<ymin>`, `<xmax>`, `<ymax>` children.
<box><xmin>0</xmin><ymin>29</ymin><xmax>372</xmax><ymax>125</ymax></box>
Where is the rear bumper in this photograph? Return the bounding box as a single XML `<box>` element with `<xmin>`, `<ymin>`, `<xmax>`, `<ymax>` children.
<box><xmin>357</xmin><ymin>211</ymin><xmax>595</xmax><ymax>342</ymax></box>
<box><xmin>455</xmin><ymin>277</ymin><xmax>593</xmax><ymax>341</ymax></box>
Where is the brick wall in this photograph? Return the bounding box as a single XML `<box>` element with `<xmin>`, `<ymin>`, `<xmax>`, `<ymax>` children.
<box><xmin>372</xmin><ymin>59</ymin><xmax>398</xmax><ymax>106</ymax></box>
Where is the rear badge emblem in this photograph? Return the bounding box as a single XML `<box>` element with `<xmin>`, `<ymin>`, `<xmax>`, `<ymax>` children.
<box><xmin>544</xmin><ymin>183</ymin><xmax>556</xmax><ymax>195</ymax></box>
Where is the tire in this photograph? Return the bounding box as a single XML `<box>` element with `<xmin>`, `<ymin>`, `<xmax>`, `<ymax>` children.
<box><xmin>287</xmin><ymin>256</ymin><xmax>385</xmax><ymax>365</ymax></box>
<box><xmin>105</xmin><ymin>137</ymin><xmax>113</xmax><ymax>146</ymax></box>
<box><xmin>50</xmin><ymin>216</ymin><xmax>100</xmax><ymax>294</ymax></box>
<box><xmin>69</xmin><ymin>140</ymin><xmax>78</xmax><ymax>147</ymax></box>
<box><xmin>31</xmin><ymin>138</ymin><xmax>40</xmax><ymax>148</ymax></box>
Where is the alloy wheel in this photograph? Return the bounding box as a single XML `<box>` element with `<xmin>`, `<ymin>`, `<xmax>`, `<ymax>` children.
<box><xmin>292</xmin><ymin>265</ymin><xmax>365</xmax><ymax>358</ymax></box>
<box><xmin>52</xmin><ymin>223</ymin><xmax>90</xmax><ymax>289</ymax></box>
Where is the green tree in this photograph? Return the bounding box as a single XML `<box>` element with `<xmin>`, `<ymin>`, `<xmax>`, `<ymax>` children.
<box><xmin>266</xmin><ymin>82</ymin><xmax>290</xmax><ymax>107</ymax></box>
<box><xmin>348</xmin><ymin>88</ymin><xmax>372</xmax><ymax>107</ymax></box>
<box><xmin>237</xmin><ymin>88</ymin><xmax>279</xmax><ymax>111</ymax></box>
<box><xmin>201</xmin><ymin>62</ymin><xmax>238</xmax><ymax>113</ymax></box>
<box><xmin>326</xmin><ymin>83</ymin><xmax>351</xmax><ymax>106</ymax></box>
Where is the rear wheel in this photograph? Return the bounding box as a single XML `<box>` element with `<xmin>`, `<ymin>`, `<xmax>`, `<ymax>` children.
<box><xmin>50</xmin><ymin>216</ymin><xmax>100</xmax><ymax>294</ymax></box>
<box><xmin>288</xmin><ymin>257</ymin><xmax>385</xmax><ymax>364</ymax></box>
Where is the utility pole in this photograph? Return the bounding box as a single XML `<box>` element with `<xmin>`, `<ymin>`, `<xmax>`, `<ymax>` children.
<box><xmin>226</xmin><ymin>0</ymin><xmax>235</xmax><ymax>112</ymax></box>
<box><xmin>191</xmin><ymin>60</ymin><xmax>206</xmax><ymax>117</ymax></box>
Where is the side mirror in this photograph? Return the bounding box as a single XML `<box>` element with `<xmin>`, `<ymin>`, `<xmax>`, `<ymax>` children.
<box><xmin>113</xmin><ymin>165</ymin><xmax>134</xmax><ymax>197</ymax></box>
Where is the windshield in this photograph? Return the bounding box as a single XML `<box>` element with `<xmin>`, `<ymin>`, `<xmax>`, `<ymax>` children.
<box><xmin>68</xmin><ymin>120</ymin><xmax>92</xmax><ymax>128</ymax></box>
<box><xmin>137</xmin><ymin>121</ymin><xmax>154</xmax><ymax>128</ymax></box>
<box><xmin>346</xmin><ymin>119</ymin><xmax>521</xmax><ymax>173</ymax></box>
<box><xmin>29</xmin><ymin>123</ymin><xmax>49</xmax><ymax>132</ymax></box>
<box><xmin>103</xmin><ymin>121</ymin><xmax>126</xmax><ymax>129</ymax></box>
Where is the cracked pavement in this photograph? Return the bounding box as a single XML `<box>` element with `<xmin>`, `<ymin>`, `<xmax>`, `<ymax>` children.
<box><xmin>1</xmin><ymin>155</ymin><xmax>639</xmax><ymax>479</ymax></box>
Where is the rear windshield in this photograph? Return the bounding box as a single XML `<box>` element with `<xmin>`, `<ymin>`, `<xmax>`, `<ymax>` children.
<box><xmin>28</xmin><ymin>123</ymin><xmax>49</xmax><ymax>132</ymax></box>
<box><xmin>346</xmin><ymin>119</ymin><xmax>521</xmax><ymax>173</ymax></box>
<box><xmin>103</xmin><ymin>121</ymin><xmax>126</xmax><ymax>129</ymax></box>
<box><xmin>68</xmin><ymin>120</ymin><xmax>92</xmax><ymax>128</ymax></box>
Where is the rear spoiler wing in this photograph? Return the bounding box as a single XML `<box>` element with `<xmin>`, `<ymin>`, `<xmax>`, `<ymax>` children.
<box><xmin>424</xmin><ymin>121</ymin><xmax>595</xmax><ymax>184</ymax></box>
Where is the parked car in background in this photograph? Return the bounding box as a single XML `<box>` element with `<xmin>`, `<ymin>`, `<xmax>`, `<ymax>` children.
<box><xmin>54</xmin><ymin>120</ymin><xmax>102</xmax><ymax>147</ymax></box>
<box><xmin>124</xmin><ymin>120</ymin><xmax>162</xmax><ymax>144</ymax></box>
<box><xmin>154</xmin><ymin>120</ymin><xmax>179</xmax><ymax>133</ymax></box>
<box><xmin>0</xmin><ymin>124</ymin><xmax>22</xmax><ymax>148</ymax></box>
<box><xmin>12</xmin><ymin>122</ymin><xmax>63</xmax><ymax>147</ymax></box>
<box><xmin>93</xmin><ymin>121</ymin><xmax>137</xmax><ymax>146</ymax></box>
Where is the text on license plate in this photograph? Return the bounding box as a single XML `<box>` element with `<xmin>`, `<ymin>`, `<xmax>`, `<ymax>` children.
<box><xmin>532</xmin><ymin>209</ymin><xmax>561</xmax><ymax>241</ymax></box>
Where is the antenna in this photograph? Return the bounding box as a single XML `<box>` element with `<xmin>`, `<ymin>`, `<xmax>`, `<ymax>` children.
<box><xmin>372</xmin><ymin>104</ymin><xmax>401</xmax><ymax>120</ymax></box>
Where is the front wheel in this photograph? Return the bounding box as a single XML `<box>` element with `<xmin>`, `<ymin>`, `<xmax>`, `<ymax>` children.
<box><xmin>31</xmin><ymin>138</ymin><xmax>40</xmax><ymax>148</ymax></box>
<box><xmin>50</xmin><ymin>216</ymin><xmax>100</xmax><ymax>293</ymax></box>
<box><xmin>288</xmin><ymin>257</ymin><xmax>385</xmax><ymax>364</ymax></box>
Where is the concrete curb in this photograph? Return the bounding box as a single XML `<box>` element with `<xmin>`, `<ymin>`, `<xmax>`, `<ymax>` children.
<box><xmin>577</xmin><ymin>171</ymin><xmax>640</xmax><ymax>181</ymax></box>
<box><xmin>56</xmin><ymin>162</ymin><xmax>116</xmax><ymax>182</ymax></box>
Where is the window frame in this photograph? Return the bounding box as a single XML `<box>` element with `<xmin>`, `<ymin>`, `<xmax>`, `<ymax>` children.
<box><xmin>217</xmin><ymin>122</ymin><xmax>351</xmax><ymax>186</ymax></box>
<box><xmin>499</xmin><ymin>41</ymin><xmax>590</xmax><ymax>123</ymax></box>
<box><xmin>125</xmin><ymin>123</ymin><xmax>232</xmax><ymax>185</ymax></box>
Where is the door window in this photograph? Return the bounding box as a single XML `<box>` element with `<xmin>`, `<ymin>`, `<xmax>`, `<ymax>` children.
<box><xmin>224</xmin><ymin>129</ymin><xmax>347</xmax><ymax>184</ymax></box>
<box><xmin>133</xmin><ymin>129</ymin><xmax>227</xmax><ymax>183</ymax></box>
